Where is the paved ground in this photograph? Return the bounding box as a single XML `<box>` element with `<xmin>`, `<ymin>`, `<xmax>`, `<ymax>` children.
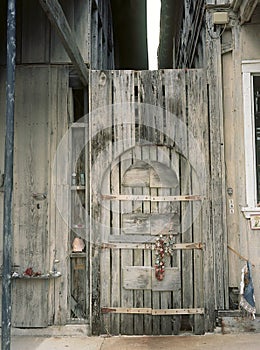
<box><xmin>8</xmin><ymin>333</ymin><xmax>260</xmax><ymax>350</ymax></box>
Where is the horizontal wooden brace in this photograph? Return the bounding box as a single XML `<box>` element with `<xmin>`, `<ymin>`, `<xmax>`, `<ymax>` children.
<box><xmin>101</xmin><ymin>307</ymin><xmax>204</xmax><ymax>315</ymax></box>
<box><xmin>152</xmin><ymin>308</ymin><xmax>204</xmax><ymax>315</ymax></box>
<box><xmin>102</xmin><ymin>307</ymin><xmax>151</xmax><ymax>315</ymax></box>
<box><xmin>39</xmin><ymin>0</ymin><xmax>89</xmax><ymax>86</ymax></box>
<box><xmin>102</xmin><ymin>194</ymin><xmax>204</xmax><ymax>202</ymax></box>
<box><xmin>101</xmin><ymin>242</ymin><xmax>204</xmax><ymax>250</ymax></box>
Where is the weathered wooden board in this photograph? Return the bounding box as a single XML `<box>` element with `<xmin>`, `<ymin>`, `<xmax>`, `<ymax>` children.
<box><xmin>122</xmin><ymin>161</ymin><xmax>150</xmax><ymax>187</ymax></box>
<box><xmin>122</xmin><ymin>160</ymin><xmax>179</xmax><ymax>188</ymax></box>
<box><xmin>150</xmin><ymin>161</ymin><xmax>179</xmax><ymax>188</ymax></box>
<box><xmin>132</xmin><ymin>146</ymin><xmax>144</xmax><ymax>335</ymax></box>
<box><xmin>150</xmin><ymin>213</ymin><xmax>180</xmax><ymax>235</ymax></box>
<box><xmin>187</xmin><ymin>69</ymin><xmax>206</xmax><ymax>335</ymax></box>
<box><xmin>90</xmin><ymin>69</ymin><xmax>210</xmax><ymax>336</ymax></box>
<box><xmin>90</xmin><ymin>70</ymin><xmax>113</xmax><ymax>334</ymax></box>
<box><xmin>123</xmin><ymin>267</ymin><xmax>151</xmax><ymax>290</ymax></box>
<box><xmin>12</xmin><ymin>279</ymin><xmax>49</xmax><ymax>327</ymax></box>
<box><xmin>206</xmin><ymin>11</ymin><xmax>228</xmax><ymax>329</ymax></box>
<box><xmin>11</xmin><ymin>67</ymin><xmax>50</xmax><ymax>327</ymax></box>
<box><xmin>0</xmin><ymin>69</ymin><xmax>6</xmax><ymax>258</ymax></box>
<box><xmin>123</xmin><ymin>266</ymin><xmax>180</xmax><ymax>292</ymax></box>
<box><xmin>122</xmin><ymin>213</ymin><xmax>179</xmax><ymax>235</ymax></box>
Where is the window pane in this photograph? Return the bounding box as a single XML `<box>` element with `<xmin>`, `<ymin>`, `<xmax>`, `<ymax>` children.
<box><xmin>254</xmin><ymin>76</ymin><xmax>260</xmax><ymax>203</ymax></box>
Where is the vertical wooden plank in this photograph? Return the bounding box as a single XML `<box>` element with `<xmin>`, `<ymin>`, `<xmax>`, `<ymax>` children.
<box><xmin>164</xmin><ymin>69</ymin><xmax>187</xmax><ymax>334</ymax></box>
<box><xmin>158</xmin><ymin>146</ymin><xmax>173</xmax><ymax>335</ymax></box>
<box><xmin>187</xmin><ymin>70</ymin><xmax>206</xmax><ymax>334</ymax></box>
<box><xmin>142</xmin><ymin>146</ymin><xmax>153</xmax><ymax>335</ymax></box>
<box><xmin>206</xmin><ymin>11</ymin><xmax>228</xmax><ymax>326</ymax></box>
<box><xmin>0</xmin><ymin>68</ymin><xmax>6</xmax><ymax>257</ymax></box>
<box><xmin>135</xmin><ymin>71</ymin><xmax>152</xmax><ymax>334</ymax></box>
<box><xmin>113</xmin><ymin>70</ymin><xmax>135</xmax><ymax>335</ymax></box>
<box><xmin>110</xmin><ymin>161</ymin><xmax>120</xmax><ymax>335</ymax></box>
<box><xmin>90</xmin><ymin>70</ymin><xmax>113</xmax><ymax>334</ymax></box>
<box><xmin>139</xmin><ymin>70</ymin><xmax>160</xmax><ymax>335</ymax></box>
<box><xmin>132</xmin><ymin>145</ymin><xmax>144</xmax><ymax>335</ymax></box>
<box><xmin>120</xmin><ymin>150</ymin><xmax>134</xmax><ymax>335</ymax></box>
<box><xmin>109</xmin><ymin>70</ymin><xmax>126</xmax><ymax>335</ymax></box>
<box><xmin>47</xmin><ymin>68</ymin><xmax>59</xmax><ymax>325</ymax></box>
<box><xmin>52</xmin><ymin>66</ymin><xmax>70</xmax><ymax>324</ymax></box>
<box><xmin>150</xmin><ymin>148</ymin><xmax>160</xmax><ymax>335</ymax></box>
<box><xmin>157</xmin><ymin>70</ymin><xmax>173</xmax><ymax>335</ymax></box>
<box><xmin>0</xmin><ymin>65</ymin><xmax>5</xmax><ymax>315</ymax></box>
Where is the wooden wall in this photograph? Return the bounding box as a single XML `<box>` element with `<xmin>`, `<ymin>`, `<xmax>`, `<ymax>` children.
<box><xmin>0</xmin><ymin>0</ymin><xmax>112</xmax><ymax>328</ymax></box>
<box><xmin>89</xmin><ymin>69</ymin><xmax>217</xmax><ymax>335</ymax></box>
<box><xmin>221</xmin><ymin>6</ymin><xmax>260</xmax><ymax>309</ymax></box>
<box><xmin>174</xmin><ymin>1</ymin><xmax>260</xmax><ymax>315</ymax></box>
<box><xmin>0</xmin><ymin>66</ymin><xmax>70</xmax><ymax>326</ymax></box>
<box><xmin>175</xmin><ymin>0</ymin><xmax>206</xmax><ymax>68</ymax></box>
<box><xmin>0</xmin><ymin>0</ymin><xmax>114</xmax><ymax>69</ymax></box>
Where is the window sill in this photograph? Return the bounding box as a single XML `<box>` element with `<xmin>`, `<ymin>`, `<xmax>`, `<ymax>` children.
<box><xmin>241</xmin><ymin>207</ymin><xmax>260</xmax><ymax>219</ymax></box>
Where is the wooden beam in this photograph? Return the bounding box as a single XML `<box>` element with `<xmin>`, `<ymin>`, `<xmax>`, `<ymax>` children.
<box><xmin>152</xmin><ymin>308</ymin><xmax>204</xmax><ymax>315</ymax></box>
<box><xmin>101</xmin><ymin>307</ymin><xmax>204</xmax><ymax>315</ymax></box>
<box><xmin>39</xmin><ymin>0</ymin><xmax>89</xmax><ymax>86</ymax></box>
<box><xmin>101</xmin><ymin>242</ymin><xmax>204</xmax><ymax>250</ymax></box>
<box><xmin>102</xmin><ymin>194</ymin><xmax>205</xmax><ymax>202</ymax></box>
<box><xmin>240</xmin><ymin>0</ymin><xmax>259</xmax><ymax>23</ymax></box>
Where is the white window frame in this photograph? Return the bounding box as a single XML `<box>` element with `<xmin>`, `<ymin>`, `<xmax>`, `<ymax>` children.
<box><xmin>242</xmin><ymin>60</ymin><xmax>260</xmax><ymax>217</ymax></box>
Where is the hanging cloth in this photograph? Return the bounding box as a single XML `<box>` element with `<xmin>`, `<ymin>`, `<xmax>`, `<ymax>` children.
<box><xmin>239</xmin><ymin>261</ymin><xmax>256</xmax><ymax>319</ymax></box>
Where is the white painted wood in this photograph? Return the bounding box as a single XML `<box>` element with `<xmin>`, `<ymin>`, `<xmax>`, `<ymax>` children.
<box><xmin>242</xmin><ymin>61</ymin><xmax>260</xmax><ymax>207</ymax></box>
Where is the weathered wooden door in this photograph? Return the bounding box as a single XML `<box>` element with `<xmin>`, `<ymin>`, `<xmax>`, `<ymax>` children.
<box><xmin>89</xmin><ymin>70</ymin><xmax>213</xmax><ymax>335</ymax></box>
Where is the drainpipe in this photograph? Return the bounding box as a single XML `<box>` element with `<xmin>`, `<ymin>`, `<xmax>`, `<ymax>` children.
<box><xmin>1</xmin><ymin>1</ymin><xmax>16</xmax><ymax>350</ymax></box>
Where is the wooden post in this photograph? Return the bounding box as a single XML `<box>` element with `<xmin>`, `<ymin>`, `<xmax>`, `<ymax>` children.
<box><xmin>2</xmin><ymin>1</ymin><xmax>16</xmax><ymax>349</ymax></box>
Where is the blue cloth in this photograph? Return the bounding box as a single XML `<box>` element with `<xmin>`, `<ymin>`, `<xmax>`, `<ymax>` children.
<box><xmin>243</xmin><ymin>261</ymin><xmax>255</xmax><ymax>309</ymax></box>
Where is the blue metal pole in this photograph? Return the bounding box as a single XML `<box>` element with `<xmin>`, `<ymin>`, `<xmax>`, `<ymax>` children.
<box><xmin>2</xmin><ymin>1</ymin><xmax>16</xmax><ymax>349</ymax></box>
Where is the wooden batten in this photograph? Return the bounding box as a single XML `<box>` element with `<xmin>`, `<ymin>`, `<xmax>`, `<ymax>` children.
<box><xmin>102</xmin><ymin>194</ymin><xmax>204</xmax><ymax>201</ymax></box>
<box><xmin>101</xmin><ymin>307</ymin><xmax>205</xmax><ymax>315</ymax></box>
<box><xmin>101</xmin><ymin>242</ymin><xmax>204</xmax><ymax>250</ymax></box>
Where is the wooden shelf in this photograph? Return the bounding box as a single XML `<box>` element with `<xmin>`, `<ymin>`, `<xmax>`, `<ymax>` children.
<box><xmin>9</xmin><ymin>272</ymin><xmax>62</xmax><ymax>280</ymax></box>
<box><xmin>70</xmin><ymin>252</ymin><xmax>86</xmax><ymax>258</ymax></box>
